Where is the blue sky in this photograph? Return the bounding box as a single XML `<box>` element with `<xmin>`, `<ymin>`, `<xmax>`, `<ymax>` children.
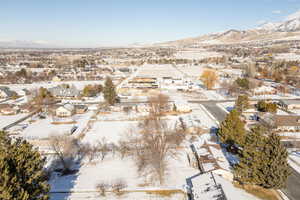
<box><xmin>1</xmin><ymin>0</ymin><xmax>300</xmax><ymax>47</ymax></box>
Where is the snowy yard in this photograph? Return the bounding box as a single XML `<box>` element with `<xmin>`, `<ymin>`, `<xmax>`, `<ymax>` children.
<box><xmin>1</xmin><ymin>80</ymin><xmax>105</xmax><ymax>91</ymax></box>
<box><xmin>82</xmin><ymin>121</ymin><xmax>138</xmax><ymax>144</ymax></box>
<box><xmin>20</xmin><ymin>111</ymin><xmax>93</xmax><ymax>139</ymax></box>
<box><xmin>0</xmin><ymin>113</ymin><xmax>28</xmax><ymax>129</ymax></box>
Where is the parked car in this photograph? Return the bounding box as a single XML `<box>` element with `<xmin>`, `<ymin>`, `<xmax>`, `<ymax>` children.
<box><xmin>70</xmin><ymin>125</ymin><xmax>78</xmax><ymax>134</ymax></box>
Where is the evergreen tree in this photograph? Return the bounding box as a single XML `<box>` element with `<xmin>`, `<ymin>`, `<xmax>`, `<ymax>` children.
<box><xmin>217</xmin><ymin>109</ymin><xmax>246</xmax><ymax>149</ymax></box>
<box><xmin>234</xmin><ymin>126</ymin><xmax>266</xmax><ymax>185</ymax></box>
<box><xmin>235</xmin><ymin>126</ymin><xmax>290</xmax><ymax>189</ymax></box>
<box><xmin>0</xmin><ymin>131</ymin><xmax>49</xmax><ymax>200</ymax></box>
<box><xmin>103</xmin><ymin>77</ymin><xmax>117</xmax><ymax>105</ymax></box>
<box><xmin>256</xmin><ymin>100</ymin><xmax>277</xmax><ymax>113</ymax></box>
<box><xmin>259</xmin><ymin>133</ymin><xmax>290</xmax><ymax>189</ymax></box>
<box><xmin>235</xmin><ymin>95</ymin><xmax>250</xmax><ymax>113</ymax></box>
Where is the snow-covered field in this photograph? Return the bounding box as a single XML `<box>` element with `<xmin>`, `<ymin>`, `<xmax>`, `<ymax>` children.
<box><xmin>175</xmin><ymin>65</ymin><xmax>204</xmax><ymax>78</ymax></box>
<box><xmin>0</xmin><ymin>80</ymin><xmax>104</xmax><ymax>93</ymax></box>
<box><xmin>82</xmin><ymin>121</ymin><xmax>137</xmax><ymax>144</ymax></box>
<box><xmin>134</xmin><ymin>64</ymin><xmax>184</xmax><ymax>79</ymax></box>
<box><xmin>20</xmin><ymin>111</ymin><xmax>93</xmax><ymax>140</ymax></box>
<box><xmin>0</xmin><ymin>113</ymin><xmax>28</xmax><ymax>129</ymax></box>
<box><xmin>174</xmin><ymin>50</ymin><xmax>223</xmax><ymax>60</ymax></box>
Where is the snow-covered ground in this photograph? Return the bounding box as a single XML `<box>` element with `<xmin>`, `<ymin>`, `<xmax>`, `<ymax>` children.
<box><xmin>82</xmin><ymin>121</ymin><xmax>137</xmax><ymax>144</ymax></box>
<box><xmin>174</xmin><ymin>50</ymin><xmax>223</xmax><ymax>60</ymax></box>
<box><xmin>20</xmin><ymin>111</ymin><xmax>93</xmax><ymax>140</ymax></box>
<box><xmin>1</xmin><ymin>80</ymin><xmax>104</xmax><ymax>92</ymax></box>
<box><xmin>289</xmin><ymin>152</ymin><xmax>300</xmax><ymax>174</ymax></box>
<box><xmin>291</xmin><ymin>109</ymin><xmax>300</xmax><ymax>115</ymax></box>
<box><xmin>0</xmin><ymin>113</ymin><xmax>28</xmax><ymax>129</ymax></box>
<box><xmin>189</xmin><ymin>104</ymin><xmax>218</xmax><ymax>128</ymax></box>
<box><xmin>204</xmin><ymin>90</ymin><xmax>225</xmax><ymax>100</ymax></box>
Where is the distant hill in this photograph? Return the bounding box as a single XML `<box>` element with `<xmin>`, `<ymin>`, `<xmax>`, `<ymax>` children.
<box><xmin>158</xmin><ymin>14</ymin><xmax>300</xmax><ymax>47</ymax></box>
<box><xmin>0</xmin><ymin>40</ymin><xmax>54</xmax><ymax>48</ymax></box>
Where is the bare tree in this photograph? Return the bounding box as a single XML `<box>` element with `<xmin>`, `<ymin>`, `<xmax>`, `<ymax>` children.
<box><xmin>96</xmin><ymin>181</ymin><xmax>109</xmax><ymax>196</ymax></box>
<box><xmin>117</xmin><ymin>140</ymin><xmax>131</xmax><ymax>159</ymax></box>
<box><xmin>98</xmin><ymin>137</ymin><xmax>110</xmax><ymax>161</ymax></box>
<box><xmin>148</xmin><ymin>93</ymin><xmax>170</xmax><ymax>117</ymax></box>
<box><xmin>111</xmin><ymin>179</ymin><xmax>127</xmax><ymax>195</ymax></box>
<box><xmin>48</xmin><ymin>134</ymin><xmax>80</xmax><ymax>174</ymax></box>
<box><xmin>125</xmin><ymin>95</ymin><xmax>184</xmax><ymax>185</ymax></box>
<box><xmin>80</xmin><ymin>143</ymin><xmax>98</xmax><ymax>162</ymax></box>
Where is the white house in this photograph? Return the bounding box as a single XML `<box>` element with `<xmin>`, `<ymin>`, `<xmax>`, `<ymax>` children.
<box><xmin>55</xmin><ymin>103</ymin><xmax>75</xmax><ymax>117</ymax></box>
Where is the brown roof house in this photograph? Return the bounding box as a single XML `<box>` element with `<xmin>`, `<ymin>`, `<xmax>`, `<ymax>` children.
<box><xmin>259</xmin><ymin>113</ymin><xmax>300</xmax><ymax>132</ymax></box>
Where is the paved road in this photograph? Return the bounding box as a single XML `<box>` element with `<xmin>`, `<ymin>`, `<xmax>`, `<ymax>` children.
<box><xmin>282</xmin><ymin>168</ymin><xmax>300</xmax><ymax>200</ymax></box>
<box><xmin>195</xmin><ymin>101</ymin><xmax>300</xmax><ymax>200</ymax></box>
<box><xmin>200</xmin><ymin>102</ymin><xmax>227</xmax><ymax>122</ymax></box>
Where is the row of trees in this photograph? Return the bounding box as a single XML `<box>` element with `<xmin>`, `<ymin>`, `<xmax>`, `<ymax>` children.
<box><xmin>218</xmin><ymin>107</ymin><xmax>290</xmax><ymax>189</ymax></box>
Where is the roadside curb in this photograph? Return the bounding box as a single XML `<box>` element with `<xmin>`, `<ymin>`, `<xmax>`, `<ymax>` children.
<box><xmin>277</xmin><ymin>190</ymin><xmax>290</xmax><ymax>200</ymax></box>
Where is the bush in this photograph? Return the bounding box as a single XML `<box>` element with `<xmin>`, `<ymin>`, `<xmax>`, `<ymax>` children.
<box><xmin>111</xmin><ymin>179</ymin><xmax>127</xmax><ymax>195</ymax></box>
<box><xmin>96</xmin><ymin>181</ymin><xmax>109</xmax><ymax>196</ymax></box>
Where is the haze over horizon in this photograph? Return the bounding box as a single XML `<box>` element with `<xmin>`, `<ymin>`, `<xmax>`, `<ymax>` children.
<box><xmin>2</xmin><ymin>0</ymin><xmax>300</xmax><ymax>47</ymax></box>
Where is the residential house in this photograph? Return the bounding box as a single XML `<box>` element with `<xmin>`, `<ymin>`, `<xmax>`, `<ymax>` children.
<box><xmin>253</xmin><ymin>86</ymin><xmax>277</xmax><ymax>96</ymax></box>
<box><xmin>259</xmin><ymin>113</ymin><xmax>300</xmax><ymax>132</ymax></box>
<box><xmin>75</xmin><ymin>105</ymin><xmax>88</xmax><ymax>114</ymax></box>
<box><xmin>278</xmin><ymin>100</ymin><xmax>300</xmax><ymax>110</ymax></box>
<box><xmin>49</xmin><ymin>85</ymin><xmax>80</xmax><ymax>99</ymax></box>
<box><xmin>55</xmin><ymin>103</ymin><xmax>75</xmax><ymax>117</ymax></box>
<box><xmin>128</xmin><ymin>77</ymin><xmax>158</xmax><ymax>89</ymax></box>
<box><xmin>19</xmin><ymin>104</ymin><xmax>34</xmax><ymax>113</ymax></box>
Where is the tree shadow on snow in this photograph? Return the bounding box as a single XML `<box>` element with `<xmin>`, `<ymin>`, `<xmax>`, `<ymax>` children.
<box><xmin>47</xmin><ymin>158</ymin><xmax>81</xmax><ymax>200</ymax></box>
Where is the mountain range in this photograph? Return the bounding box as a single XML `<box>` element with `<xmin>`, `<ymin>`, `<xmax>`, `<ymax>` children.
<box><xmin>160</xmin><ymin>12</ymin><xmax>300</xmax><ymax>47</ymax></box>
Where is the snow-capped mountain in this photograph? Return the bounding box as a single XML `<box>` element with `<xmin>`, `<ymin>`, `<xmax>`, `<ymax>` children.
<box><xmin>259</xmin><ymin>11</ymin><xmax>300</xmax><ymax>32</ymax></box>
<box><xmin>158</xmin><ymin>11</ymin><xmax>300</xmax><ymax>47</ymax></box>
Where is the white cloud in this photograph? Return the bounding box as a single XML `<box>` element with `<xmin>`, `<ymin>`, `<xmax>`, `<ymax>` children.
<box><xmin>272</xmin><ymin>10</ymin><xmax>281</xmax><ymax>14</ymax></box>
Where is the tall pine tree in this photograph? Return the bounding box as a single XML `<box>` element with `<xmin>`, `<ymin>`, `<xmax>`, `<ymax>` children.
<box><xmin>235</xmin><ymin>126</ymin><xmax>266</xmax><ymax>185</ymax></box>
<box><xmin>0</xmin><ymin>131</ymin><xmax>49</xmax><ymax>200</ymax></box>
<box><xmin>217</xmin><ymin>109</ymin><xmax>246</xmax><ymax>149</ymax></box>
<box><xmin>103</xmin><ymin>76</ymin><xmax>117</xmax><ymax>105</ymax></box>
<box><xmin>234</xmin><ymin>126</ymin><xmax>290</xmax><ymax>189</ymax></box>
<box><xmin>259</xmin><ymin>133</ymin><xmax>290</xmax><ymax>189</ymax></box>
